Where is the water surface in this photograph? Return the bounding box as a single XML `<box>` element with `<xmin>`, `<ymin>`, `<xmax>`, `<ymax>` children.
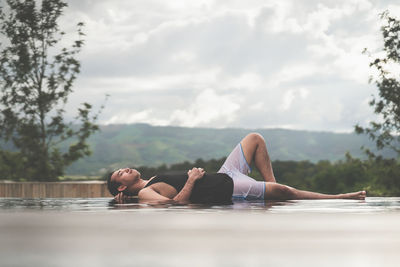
<box><xmin>0</xmin><ymin>197</ymin><xmax>399</xmax><ymax>213</ymax></box>
<box><xmin>1</xmin><ymin>197</ymin><xmax>400</xmax><ymax>267</ymax></box>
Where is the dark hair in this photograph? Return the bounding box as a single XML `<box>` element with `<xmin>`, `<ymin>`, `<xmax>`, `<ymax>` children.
<box><xmin>106</xmin><ymin>171</ymin><xmax>121</xmax><ymax>196</ymax></box>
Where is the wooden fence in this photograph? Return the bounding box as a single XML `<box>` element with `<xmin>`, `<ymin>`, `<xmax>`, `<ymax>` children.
<box><xmin>0</xmin><ymin>181</ymin><xmax>113</xmax><ymax>198</ymax></box>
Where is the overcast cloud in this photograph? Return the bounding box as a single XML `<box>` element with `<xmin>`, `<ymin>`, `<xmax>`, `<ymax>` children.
<box><xmin>57</xmin><ymin>0</ymin><xmax>400</xmax><ymax>132</ymax></box>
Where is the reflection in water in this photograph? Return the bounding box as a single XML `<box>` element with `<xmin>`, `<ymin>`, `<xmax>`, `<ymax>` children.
<box><xmin>2</xmin><ymin>198</ymin><xmax>400</xmax><ymax>267</ymax></box>
<box><xmin>0</xmin><ymin>197</ymin><xmax>399</xmax><ymax>213</ymax></box>
<box><xmin>110</xmin><ymin>198</ymin><xmax>293</xmax><ymax>211</ymax></box>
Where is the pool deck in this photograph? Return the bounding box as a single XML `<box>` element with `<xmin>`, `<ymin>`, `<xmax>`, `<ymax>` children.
<box><xmin>1</xmin><ymin>209</ymin><xmax>400</xmax><ymax>267</ymax></box>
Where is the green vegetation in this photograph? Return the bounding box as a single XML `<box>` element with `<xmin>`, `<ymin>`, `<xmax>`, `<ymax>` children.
<box><xmin>267</xmin><ymin>154</ymin><xmax>400</xmax><ymax>197</ymax></box>
<box><xmin>356</xmin><ymin>11</ymin><xmax>400</xmax><ymax>157</ymax></box>
<box><xmin>0</xmin><ymin>0</ymin><xmax>101</xmax><ymax>181</ymax></box>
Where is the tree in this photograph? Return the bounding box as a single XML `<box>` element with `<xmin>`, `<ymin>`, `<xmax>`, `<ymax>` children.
<box><xmin>355</xmin><ymin>11</ymin><xmax>400</xmax><ymax>157</ymax></box>
<box><xmin>0</xmin><ymin>0</ymin><xmax>100</xmax><ymax>181</ymax></box>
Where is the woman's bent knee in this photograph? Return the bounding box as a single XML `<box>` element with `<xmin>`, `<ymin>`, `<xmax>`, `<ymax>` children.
<box><xmin>246</xmin><ymin>132</ymin><xmax>265</xmax><ymax>144</ymax></box>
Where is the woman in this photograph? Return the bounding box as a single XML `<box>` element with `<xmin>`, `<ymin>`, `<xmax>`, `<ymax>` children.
<box><xmin>107</xmin><ymin>133</ymin><xmax>366</xmax><ymax>203</ymax></box>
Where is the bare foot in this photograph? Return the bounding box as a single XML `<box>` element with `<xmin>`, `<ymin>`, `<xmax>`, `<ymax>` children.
<box><xmin>339</xmin><ymin>191</ymin><xmax>366</xmax><ymax>200</ymax></box>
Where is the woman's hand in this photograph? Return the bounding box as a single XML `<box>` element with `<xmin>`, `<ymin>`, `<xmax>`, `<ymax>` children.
<box><xmin>114</xmin><ymin>192</ymin><xmax>129</xmax><ymax>203</ymax></box>
<box><xmin>171</xmin><ymin>167</ymin><xmax>205</xmax><ymax>203</ymax></box>
<box><xmin>187</xmin><ymin>167</ymin><xmax>205</xmax><ymax>181</ymax></box>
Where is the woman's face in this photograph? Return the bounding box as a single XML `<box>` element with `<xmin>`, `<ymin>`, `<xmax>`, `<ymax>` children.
<box><xmin>111</xmin><ymin>168</ymin><xmax>141</xmax><ymax>189</ymax></box>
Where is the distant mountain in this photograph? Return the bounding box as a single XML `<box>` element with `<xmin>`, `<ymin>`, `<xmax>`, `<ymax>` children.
<box><xmin>65</xmin><ymin>123</ymin><xmax>396</xmax><ymax>175</ymax></box>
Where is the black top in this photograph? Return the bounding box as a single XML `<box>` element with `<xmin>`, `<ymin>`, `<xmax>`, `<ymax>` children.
<box><xmin>144</xmin><ymin>173</ymin><xmax>233</xmax><ymax>204</ymax></box>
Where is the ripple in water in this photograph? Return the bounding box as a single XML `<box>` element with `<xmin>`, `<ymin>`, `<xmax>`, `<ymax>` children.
<box><xmin>0</xmin><ymin>197</ymin><xmax>399</xmax><ymax>213</ymax></box>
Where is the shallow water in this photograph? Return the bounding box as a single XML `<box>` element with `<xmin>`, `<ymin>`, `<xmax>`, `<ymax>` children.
<box><xmin>0</xmin><ymin>197</ymin><xmax>399</xmax><ymax>213</ymax></box>
<box><xmin>1</xmin><ymin>197</ymin><xmax>400</xmax><ymax>267</ymax></box>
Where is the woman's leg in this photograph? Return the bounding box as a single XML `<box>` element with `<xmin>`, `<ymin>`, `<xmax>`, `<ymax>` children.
<box><xmin>240</xmin><ymin>133</ymin><xmax>276</xmax><ymax>183</ymax></box>
<box><xmin>265</xmin><ymin>182</ymin><xmax>367</xmax><ymax>200</ymax></box>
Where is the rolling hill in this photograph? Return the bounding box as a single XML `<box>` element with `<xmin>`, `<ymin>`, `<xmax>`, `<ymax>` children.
<box><xmin>65</xmin><ymin>123</ymin><xmax>396</xmax><ymax>175</ymax></box>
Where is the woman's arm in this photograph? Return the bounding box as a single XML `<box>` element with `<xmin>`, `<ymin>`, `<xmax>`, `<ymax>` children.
<box><xmin>138</xmin><ymin>167</ymin><xmax>205</xmax><ymax>203</ymax></box>
<box><xmin>172</xmin><ymin>167</ymin><xmax>205</xmax><ymax>202</ymax></box>
<box><xmin>138</xmin><ymin>187</ymin><xmax>172</xmax><ymax>201</ymax></box>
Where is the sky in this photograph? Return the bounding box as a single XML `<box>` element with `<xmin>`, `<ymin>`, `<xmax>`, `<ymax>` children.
<box><xmin>57</xmin><ymin>0</ymin><xmax>400</xmax><ymax>132</ymax></box>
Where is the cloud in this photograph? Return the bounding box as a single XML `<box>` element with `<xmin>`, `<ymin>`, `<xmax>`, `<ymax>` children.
<box><xmin>104</xmin><ymin>109</ymin><xmax>171</xmax><ymax>126</ymax></box>
<box><xmin>281</xmin><ymin>88</ymin><xmax>309</xmax><ymax>111</ymax></box>
<box><xmin>170</xmin><ymin>89</ymin><xmax>241</xmax><ymax>127</ymax></box>
<box><xmin>101</xmin><ymin>88</ymin><xmax>241</xmax><ymax>127</ymax></box>
<box><xmin>53</xmin><ymin>0</ymin><xmax>400</xmax><ymax>131</ymax></box>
